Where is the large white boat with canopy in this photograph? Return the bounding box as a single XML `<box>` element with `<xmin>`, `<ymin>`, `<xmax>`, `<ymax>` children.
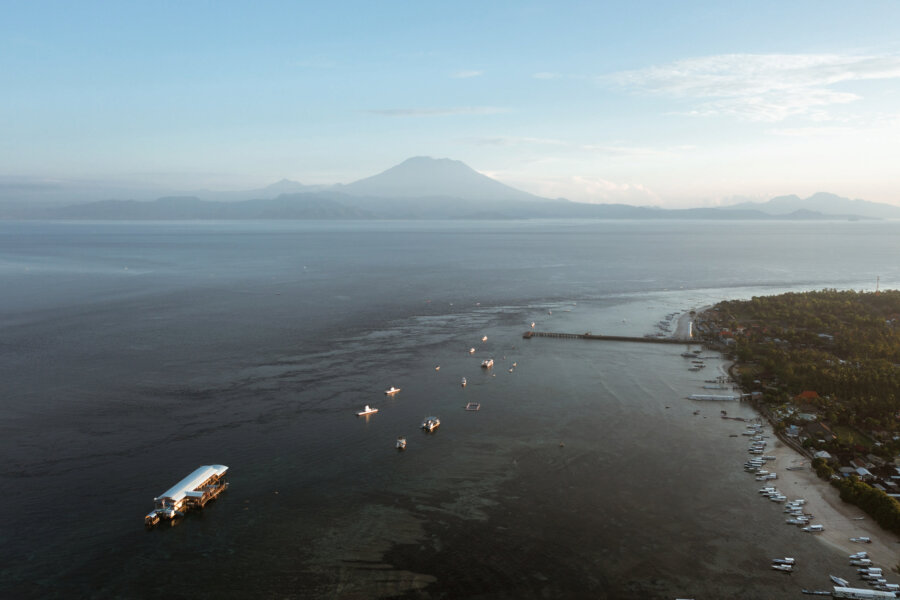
<box><xmin>145</xmin><ymin>464</ymin><xmax>229</xmax><ymax>527</ymax></box>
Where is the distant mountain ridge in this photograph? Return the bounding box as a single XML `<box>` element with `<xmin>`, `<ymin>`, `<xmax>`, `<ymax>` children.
<box><xmin>3</xmin><ymin>156</ymin><xmax>899</xmax><ymax>220</ymax></box>
<box><xmin>724</xmin><ymin>192</ymin><xmax>900</xmax><ymax>219</ymax></box>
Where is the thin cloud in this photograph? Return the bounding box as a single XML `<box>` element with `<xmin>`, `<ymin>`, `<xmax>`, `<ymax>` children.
<box><xmin>465</xmin><ymin>136</ymin><xmax>567</xmax><ymax>147</ymax></box>
<box><xmin>607</xmin><ymin>53</ymin><xmax>900</xmax><ymax>122</ymax></box>
<box><xmin>767</xmin><ymin>126</ymin><xmax>854</xmax><ymax>137</ymax></box>
<box><xmin>452</xmin><ymin>70</ymin><xmax>483</xmax><ymax>78</ymax></box>
<box><xmin>365</xmin><ymin>106</ymin><xmax>506</xmax><ymax>117</ymax></box>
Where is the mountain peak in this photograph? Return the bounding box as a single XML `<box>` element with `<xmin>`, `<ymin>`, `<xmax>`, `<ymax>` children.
<box><xmin>340</xmin><ymin>156</ymin><xmax>541</xmax><ymax>201</ymax></box>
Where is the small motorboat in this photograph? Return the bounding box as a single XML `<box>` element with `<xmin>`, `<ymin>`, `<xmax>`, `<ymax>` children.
<box><xmin>357</xmin><ymin>405</ymin><xmax>378</xmax><ymax>416</ymax></box>
<box><xmin>461</xmin><ymin>377</ymin><xmax>467</xmax><ymax>387</ymax></box>
<box><xmin>465</xmin><ymin>402</ymin><xmax>480</xmax><ymax>411</ymax></box>
<box><xmin>422</xmin><ymin>416</ymin><xmax>440</xmax><ymax>432</ymax></box>
<box><xmin>396</xmin><ymin>437</ymin><xmax>407</xmax><ymax>450</ymax></box>
<box><xmin>481</xmin><ymin>358</ymin><xmax>493</xmax><ymax>369</ymax></box>
<box><xmin>469</xmin><ymin>347</ymin><xmax>476</xmax><ymax>354</ymax></box>
<box><xmin>771</xmin><ymin>564</ymin><xmax>793</xmax><ymax>573</ymax></box>
<box><xmin>481</xmin><ymin>335</ymin><xmax>488</xmax><ymax>342</ymax></box>
<box><xmin>434</xmin><ymin>365</ymin><xmax>440</xmax><ymax>371</ymax></box>
<box><xmin>384</xmin><ymin>387</ymin><xmax>401</xmax><ymax>395</ymax></box>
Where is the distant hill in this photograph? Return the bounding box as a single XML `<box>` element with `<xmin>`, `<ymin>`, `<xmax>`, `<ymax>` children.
<box><xmin>723</xmin><ymin>192</ymin><xmax>900</xmax><ymax>219</ymax></box>
<box><xmin>6</xmin><ymin>156</ymin><xmax>898</xmax><ymax>221</ymax></box>
<box><xmin>337</xmin><ymin>156</ymin><xmax>543</xmax><ymax>202</ymax></box>
<box><xmin>47</xmin><ymin>194</ymin><xmax>374</xmax><ymax>220</ymax></box>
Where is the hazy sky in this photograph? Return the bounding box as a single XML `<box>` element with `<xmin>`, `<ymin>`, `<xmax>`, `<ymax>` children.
<box><xmin>4</xmin><ymin>1</ymin><xmax>900</xmax><ymax>207</ymax></box>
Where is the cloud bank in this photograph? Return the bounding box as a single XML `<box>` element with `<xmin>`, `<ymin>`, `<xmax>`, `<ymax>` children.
<box><xmin>608</xmin><ymin>53</ymin><xmax>900</xmax><ymax>121</ymax></box>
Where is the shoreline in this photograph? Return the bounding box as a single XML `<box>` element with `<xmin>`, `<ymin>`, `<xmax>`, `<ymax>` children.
<box><xmin>685</xmin><ymin>308</ymin><xmax>899</xmax><ymax>573</ymax></box>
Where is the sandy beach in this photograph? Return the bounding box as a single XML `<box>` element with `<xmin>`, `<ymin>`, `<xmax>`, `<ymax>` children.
<box><xmin>765</xmin><ymin>436</ymin><xmax>899</xmax><ymax>569</ymax></box>
<box><xmin>682</xmin><ymin>308</ymin><xmax>898</xmax><ymax>573</ymax></box>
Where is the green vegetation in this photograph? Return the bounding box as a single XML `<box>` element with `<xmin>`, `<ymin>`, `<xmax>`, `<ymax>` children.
<box><xmin>701</xmin><ymin>289</ymin><xmax>900</xmax><ymax>530</ymax></box>
<box><xmin>831</xmin><ymin>475</ymin><xmax>900</xmax><ymax>535</ymax></box>
<box><xmin>703</xmin><ymin>289</ymin><xmax>900</xmax><ymax>449</ymax></box>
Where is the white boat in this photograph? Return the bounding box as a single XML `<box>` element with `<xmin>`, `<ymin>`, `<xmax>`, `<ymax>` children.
<box><xmin>849</xmin><ymin>551</ymin><xmax>868</xmax><ymax>559</ymax></box>
<box><xmin>384</xmin><ymin>387</ymin><xmax>401</xmax><ymax>395</ymax></box>
<box><xmin>801</xmin><ymin>524</ymin><xmax>824</xmax><ymax>532</ymax></box>
<box><xmin>460</xmin><ymin>377</ymin><xmax>467</xmax><ymax>388</ymax></box>
<box><xmin>830</xmin><ymin>575</ymin><xmax>849</xmax><ymax>587</ymax></box>
<box><xmin>435</xmin><ymin>365</ymin><xmax>440</xmax><ymax>371</ymax></box>
<box><xmin>357</xmin><ymin>405</ymin><xmax>378</xmax><ymax>416</ymax></box>
<box><xmin>482</xmin><ymin>336</ymin><xmax>488</xmax><ymax>342</ymax></box>
<box><xmin>772</xmin><ymin>558</ymin><xmax>795</xmax><ymax>564</ymax></box>
<box><xmin>850</xmin><ymin>536</ymin><xmax>871</xmax><ymax>543</ymax></box>
<box><xmin>469</xmin><ymin>347</ymin><xmax>476</xmax><ymax>354</ymax></box>
<box><xmin>481</xmin><ymin>358</ymin><xmax>494</xmax><ymax>369</ymax></box>
<box><xmin>396</xmin><ymin>437</ymin><xmax>407</xmax><ymax>450</ymax></box>
<box><xmin>771</xmin><ymin>564</ymin><xmax>793</xmax><ymax>572</ymax></box>
<box><xmin>465</xmin><ymin>402</ymin><xmax>480</xmax><ymax>411</ymax></box>
<box><xmin>422</xmin><ymin>416</ymin><xmax>440</xmax><ymax>431</ymax></box>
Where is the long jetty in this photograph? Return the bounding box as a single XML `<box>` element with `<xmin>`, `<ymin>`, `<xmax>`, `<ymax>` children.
<box><xmin>523</xmin><ymin>331</ymin><xmax>690</xmax><ymax>344</ymax></box>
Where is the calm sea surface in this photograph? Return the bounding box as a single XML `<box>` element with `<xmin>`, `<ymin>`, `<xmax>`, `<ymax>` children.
<box><xmin>2</xmin><ymin>219</ymin><xmax>899</xmax><ymax>599</ymax></box>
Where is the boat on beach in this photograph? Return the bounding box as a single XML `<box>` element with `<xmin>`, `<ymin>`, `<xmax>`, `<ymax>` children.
<box><xmin>357</xmin><ymin>405</ymin><xmax>378</xmax><ymax>416</ymax></box>
<box><xmin>771</xmin><ymin>564</ymin><xmax>793</xmax><ymax>573</ymax></box>
<box><xmin>830</xmin><ymin>575</ymin><xmax>849</xmax><ymax>587</ymax></box>
<box><xmin>422</xmin><ymin>416</ymin><xmax>440</xmax><ymax>432</ymax></box>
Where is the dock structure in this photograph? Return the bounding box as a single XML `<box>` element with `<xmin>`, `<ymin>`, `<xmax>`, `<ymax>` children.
<box><xmin>523</xmin><ymin>331</ymin><xmax>690</xmax><ymax>344</ymax></box>
<box><xmin>145</xmin><ymin>464</ymin><xmax>229</xmax><ymax>527</ymax></box>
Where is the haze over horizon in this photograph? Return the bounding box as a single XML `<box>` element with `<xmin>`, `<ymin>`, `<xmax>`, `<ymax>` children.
<box><xmin>3</xmin><ymin>1</ymin><xmax>900</xmax><ymax>208</ymax></box>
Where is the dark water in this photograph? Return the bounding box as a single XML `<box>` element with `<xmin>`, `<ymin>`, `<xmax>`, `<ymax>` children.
<box><xmin>2</xmin><ymin>219</ymin><xmax>899</xmax><ymax>598</ymax></box>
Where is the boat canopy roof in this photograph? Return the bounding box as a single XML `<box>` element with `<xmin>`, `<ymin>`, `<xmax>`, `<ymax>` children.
<box><xmin>156</xmin><ymin>465</ymin><xmax>228</xmax><ymax>502</ymax></box>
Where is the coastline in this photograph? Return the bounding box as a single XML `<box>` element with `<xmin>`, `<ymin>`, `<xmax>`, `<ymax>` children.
<box><xmin>766</xmin><ymin>437</ymin><xmax>898</xmax><ymax>568</ymax></box>
<box><xmin>685</xmin><ymin>307</ymin><xmax>899</xmax><ymax>574</ymax></box>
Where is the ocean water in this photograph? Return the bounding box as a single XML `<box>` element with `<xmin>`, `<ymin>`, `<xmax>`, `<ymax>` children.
<box><xmin>1</xmin><ymin>219</ymin><xmax>899</xmax><ymax>599</ymax></box>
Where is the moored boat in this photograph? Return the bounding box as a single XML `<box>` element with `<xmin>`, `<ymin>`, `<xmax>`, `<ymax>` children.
<box><xmin>422</xmin><ymin>416</ymin><xmax>440</xmax><ymax>431</ymax></box>
<box><xmin>465</xmin><ymin>402</ymin><xmax>480</xmax><ymax>411</ymax></box>
<box><xmin>357</xmin><ymin>405</ymin><xmax>378</xmax><ymax>416</ymax></box>
<box><xmin>396</xmin><ymin>437</ymin><xmax>407</xmax><ymax>450</ymax></box>
<box><xmin>384</xmin><ymin>386</ymin><xmax>401</xmax><ymax>395</ymax></box>
<box><xmin>481</xmin><ymin>358</ymin><xmax>493</xmax><ymax>368</ymax></box>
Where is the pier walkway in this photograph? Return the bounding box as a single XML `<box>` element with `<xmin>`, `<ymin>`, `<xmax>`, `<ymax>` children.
<box><xmin>523</xmin><ymin>331</ymin><xmax>691</xmax><ymax>344</ymax></box>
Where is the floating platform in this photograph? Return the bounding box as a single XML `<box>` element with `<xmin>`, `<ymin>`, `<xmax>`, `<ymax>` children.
<box><xmin>145</xmin><ymin>464</ymin><xmax>228</xmax><ymax>527</ymax></box>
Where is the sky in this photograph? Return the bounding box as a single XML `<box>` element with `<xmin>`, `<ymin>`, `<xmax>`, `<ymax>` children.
<box><xmin>3</xmin><ymin>1</ymin><xmax>900</xmax><ymax>208</ymax></box>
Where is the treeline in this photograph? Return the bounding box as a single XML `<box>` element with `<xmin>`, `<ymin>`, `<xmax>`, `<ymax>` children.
<box><xmin>812</xmin><ymin>458</ymin><xmax>900</xmax><ymax>534</ymax></box>
<box><xmin>708</xmin><ymin>289</ymin><xmax>900</xmax><ymax>433</ymax></box>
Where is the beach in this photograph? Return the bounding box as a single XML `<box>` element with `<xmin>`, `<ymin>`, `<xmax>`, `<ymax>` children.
<box><xmin>766</xmin><ymin>436</ymin><xmax>898</xmax><ymax>569</ymax></box>
<box><xmin>688</xmin><ymin>304</ymin><xmax>900</xmax><ymax>577</ymax></box>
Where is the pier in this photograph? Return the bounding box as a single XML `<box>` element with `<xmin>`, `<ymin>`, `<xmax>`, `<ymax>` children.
<box><xmin>523</xmin><ymin>331</ymin><xmax>690</xmax><ymax>344</ymax></box>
